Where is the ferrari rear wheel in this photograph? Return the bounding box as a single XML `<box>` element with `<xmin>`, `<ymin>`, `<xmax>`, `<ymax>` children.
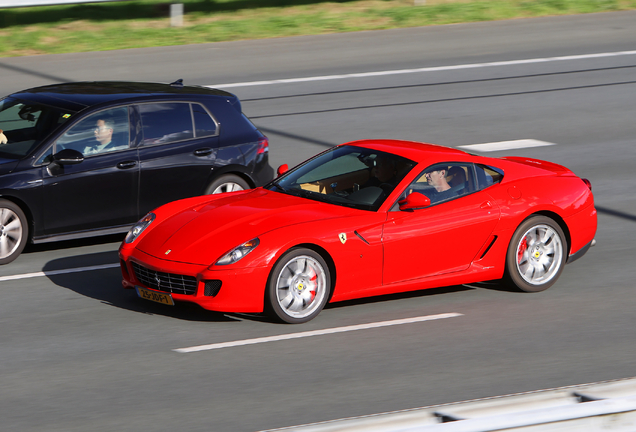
<box><xmin>205</xmin><ymin>174</ymin><xmax>249</xmax><ymax>195</ymax></box>
<box><xmin>266</xmin><ymin>248</ymin><xmax>331</xmax><ymax>324</ymax></box>
<box><xmin>504</xmin><ymin>216</ymin><xmax>566</xmax><ymax>293</ymax></box>
<box><xmin>0</xmin><ymin>199</ymin><xmax>28</xmax><ymax>265</ymax></box>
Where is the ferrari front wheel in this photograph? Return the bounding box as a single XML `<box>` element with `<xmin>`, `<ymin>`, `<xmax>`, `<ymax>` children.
<box><xmin>266</xmin><ymin>248</ymin><xmax>331</xmax><ymax>324</ymax></box>
<box><xmin>504</xmin><ymin>216</ymin><xmax>566</xmax><ymax>292</ymax></box>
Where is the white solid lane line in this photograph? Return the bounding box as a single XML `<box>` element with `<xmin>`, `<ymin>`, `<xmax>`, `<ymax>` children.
<box><xmin>0</xmin><ymin>263</ymin><xmax>120</xmax><ymax>282</ymax></box>
<box><xmin>173</xmin><ymin>312</ymin><xmax>463</xmax><ymax>353</ymax></box>
<box><xmin>209</xmin><ymin>50</ymin><xmax>636</xmax><ymax>88</ymax></box>
<box><xmin>459</xmin><ymin>139</ymin><xmax>556</xmax><ymax>152</ymax></box>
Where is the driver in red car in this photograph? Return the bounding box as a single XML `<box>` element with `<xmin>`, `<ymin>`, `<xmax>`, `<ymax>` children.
<box><xmin>424</xmin><ymin>167</ymin><xmax>456</xmax><ymax>203</ymax></box>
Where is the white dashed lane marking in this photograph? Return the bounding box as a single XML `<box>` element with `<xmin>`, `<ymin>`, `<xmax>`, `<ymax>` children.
<box><xmin>459</xmin><ymin>139</ymin><xmax>556</xmax><ymax>152</ymax></box>
<box><xmin>173</xmin><ymin>313</ymin><xmax>464</xmax><ymax>353</ymax></box>
<box><xmin>0</xmin><ymin>263</ymin><xmax>119</xmax><ymax>282</ymax></box>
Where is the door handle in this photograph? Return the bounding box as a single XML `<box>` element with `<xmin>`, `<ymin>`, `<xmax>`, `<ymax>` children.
<box><xmin>117</xmin><ymin>161</ymin><xmax>137</xmax><ymax>169</ymax></box>
<box><xmin>194</xmin><ymin>148</ymin><xmax>213</xmax><ymax>157</ymax></box>
<box><xmin>480</xmin><ymin>201</ymin><xmax>493</xmax><ymax>209</ymax></box>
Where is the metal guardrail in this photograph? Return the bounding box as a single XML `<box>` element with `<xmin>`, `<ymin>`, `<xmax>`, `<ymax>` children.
<box><xmin>260</xmin><ymin>377</ymin><xmax>636</xmax><ymax>432</ymax></box>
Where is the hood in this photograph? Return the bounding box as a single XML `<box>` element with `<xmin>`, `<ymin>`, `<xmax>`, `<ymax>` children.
<box><xmin>137</xmin><ymin>188</ymin><xmax>355</xmax><ymax>265</ymax></box>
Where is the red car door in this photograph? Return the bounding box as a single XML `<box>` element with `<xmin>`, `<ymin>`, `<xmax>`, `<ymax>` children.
<box><xmin>382</xmin><ymin>190</ymin><xmax>500</xmax><ymax>285</ymax></box>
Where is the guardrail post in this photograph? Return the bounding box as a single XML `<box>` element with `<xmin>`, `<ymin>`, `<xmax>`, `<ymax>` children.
<box><xmin>170</xmin><ymin>3</ymin><xmax>183</xmax><ymax>27</ymax></box>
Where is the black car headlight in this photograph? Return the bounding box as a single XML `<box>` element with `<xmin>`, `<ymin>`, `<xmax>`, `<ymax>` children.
<box><xmin>125</xmin><ymin>213</ymin><xmax>155</xmax><ymax>244</ymax></box>
<box><xmin>215</xmin><ymin>238</ymin><xmax>260</xmax><ymax>265</ymax></box>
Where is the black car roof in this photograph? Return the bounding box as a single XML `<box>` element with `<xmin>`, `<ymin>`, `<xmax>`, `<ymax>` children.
<box><xmin>9</xmin><ymin>81</ymin><xmax>237</xmax><ymax>111</ymax></box>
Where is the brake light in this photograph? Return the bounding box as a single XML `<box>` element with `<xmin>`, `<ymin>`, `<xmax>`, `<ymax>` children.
<box><xmin>582</xmin><ymin>178</ymin><xmax>592</xmax><ymax>191</ymax></box>
<box><xmin>257</xmin><ymin>136</ymin><xmax>269</xmax><ymax>154</ymax></box>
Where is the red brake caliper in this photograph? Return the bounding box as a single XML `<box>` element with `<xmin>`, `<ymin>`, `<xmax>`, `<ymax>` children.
<box><xmin>517</xmin><ymin>237</ymin><xmax>528</xmax><ymax>264</ymax></box>
<box><xmin>309</xmin><ymin>274</ymin><xmax>317</xmax><ymax>301</ymax></box>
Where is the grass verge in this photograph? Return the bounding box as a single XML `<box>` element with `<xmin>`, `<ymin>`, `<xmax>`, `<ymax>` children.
<box><xmin>1</xmin><ymin>0</ymin><xmax>635</xmax><ymax>57</ymax></box>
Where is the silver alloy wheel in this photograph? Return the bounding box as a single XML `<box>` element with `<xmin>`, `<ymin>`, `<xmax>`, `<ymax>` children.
<box><xmin>0</xmin><ymin>207</ymin><xmax>24</xmax><ymax>260</ymax></box>
<box><xmin>515</xmin><ymin>223</ymin><xmax>564</xmax><ymax>285</ymax></box>
<box><xmin>275</xmin><ymin>255</ymin><xmax>328</xmax><ymax>320</ymax></box>
<box><xmin>211</xmin><ymin>182</ymin><xmax>245</xmax><ymax>194</ymax></box>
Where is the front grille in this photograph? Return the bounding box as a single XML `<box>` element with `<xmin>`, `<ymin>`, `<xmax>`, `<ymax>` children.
<box><xmin>131</xmin><ymin>261</ymin><xmax>198</xmax><ymax>295</ymax></box>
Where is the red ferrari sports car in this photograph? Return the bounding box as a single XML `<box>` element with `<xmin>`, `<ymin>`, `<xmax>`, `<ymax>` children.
<box><xmin>119</xmin><ymin>139</ymin><xmax>597</xmax><ymax>323</ymax></box>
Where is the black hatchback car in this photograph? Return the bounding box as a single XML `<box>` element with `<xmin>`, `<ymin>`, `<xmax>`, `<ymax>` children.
<box><xmin>0</xmin><ymin>81</ymin><xmax>273</xmax><ymax>264</ymax></box>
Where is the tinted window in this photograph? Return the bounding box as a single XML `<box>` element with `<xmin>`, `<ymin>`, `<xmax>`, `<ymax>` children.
<box><xmin>475</xmin><ymin>164</ymin><xmax>504</xmax><ymax>190</ymax></box>
<box><xmin>138</xmin><ymin>103</ymin><xmax>194</xmax><ymax>145</ymax></box>
<box><xmin>55</xmin><ymin>107</ymin><xmax>130</xmax><ymax>157</ymax></box>
<box><xmin>192</xmin><ymin>103</ymin><xmax>217</xmax><ymax>137</ymax></box>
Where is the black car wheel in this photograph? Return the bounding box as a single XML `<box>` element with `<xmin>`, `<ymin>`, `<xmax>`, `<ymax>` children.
<box><xmin>205</xmin><ymin>174</ymin><xmax>249</xmax><ymax>194</ymax></box>
<box><xmin>504</xmin><ymin>215</ymin><xmax>566</xmax><ymax>292</ymax></box>
<box><xmin>0</xmin><ymin>199</ymin><xmax>28</xmax><ymax>265</ymax></box>
<box><xmin>266</xmin><ymin>248</ymin><xmax>331</xmax><ymax>324</ymax></box>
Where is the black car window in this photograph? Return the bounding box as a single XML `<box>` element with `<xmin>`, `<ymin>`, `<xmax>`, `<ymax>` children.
<box><xmin>0</xmin><ymin>97</ymin><xmax>74</xmax><ymax>159</ymax></box>
<box><xmin>55</xmin><ymin>107</ymin><xmax>130</xmax><ymax>157</ymax></box>
<box><xmin>192</xmin><ymin>103</ymin><xmax>217</xmax><ymax>137</ymax></box>
<box><xmin>401</xmin><ymin>162</ymin><xmax>476</xmax><ymax>206</ymax></box>
<box><xmin>138</xmin><ymin>102</ymin><xmax>194</xmax><ymax>146</ymax></box>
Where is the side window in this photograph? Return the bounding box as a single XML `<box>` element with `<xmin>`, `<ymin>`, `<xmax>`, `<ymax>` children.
<box><xmin>55</xmin><ymin>107</ymin><xmax>130</xmax><ymax>157</ymax></box>
<box><xmin>402</xmin><ymin>163</ymin><xmax>476</xmax><ymax>205</ymax></box>
<box><xmin>475</xmin><ymin>164</ymin><xmax>504</xmax><ymax>191</ymax></box>
<box><xmin>138</xmin><ymin>103</ymin><xmax>194</xmax><ymax>146</ymax></box>
<box><xmin>192</xmin><ymin>103</ymin><xmax>217</xmax><ymax>138</ymax></box>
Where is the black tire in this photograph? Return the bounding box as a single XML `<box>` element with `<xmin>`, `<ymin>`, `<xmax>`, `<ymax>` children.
<box><xmin>266</xmin><ymin>248</ymin><xmax>331</xmax><ymax>324</ymax></box>
<box><xmin>504</xmin><ymin>215</ymin><xmax>566</xmax><ymax>292</ymax></box>
<box><xmin>205</xmin><ymin>174</ymin><xmax>249</xmax><ymax>195</ymax></box>
<box><xmin>0</xmin><ymin>199</ymin><xmax>28</xmax><ymax>265</ymax></box>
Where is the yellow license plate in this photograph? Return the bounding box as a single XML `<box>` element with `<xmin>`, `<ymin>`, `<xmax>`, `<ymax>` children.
<box><xmin>135</xmin><ymin>286</ymin><xmax>174</xmax><ymax>306</ymax></box>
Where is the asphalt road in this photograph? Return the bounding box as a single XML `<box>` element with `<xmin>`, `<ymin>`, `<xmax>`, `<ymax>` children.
<box><xmin>1</xmin><ymin>11</ymin><xmax>636</xmax><ymax>432</ymax></box>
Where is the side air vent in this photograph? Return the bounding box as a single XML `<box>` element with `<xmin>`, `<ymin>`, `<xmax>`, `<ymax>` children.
<box><xmin>204</xmin><ymin>280</ymin><xmax>222</xmax><ymax>297</ymax></box>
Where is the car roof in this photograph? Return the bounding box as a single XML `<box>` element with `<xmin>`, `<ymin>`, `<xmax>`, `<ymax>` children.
<box><xmin>343</xmin><ymin>139</ymin><xmax>471</xmax><ymax>163</ymax></box>
<box><xmin>9</xmin><ymin>81</ymin><xmax>237</xmax><ymax>111</ymax></box>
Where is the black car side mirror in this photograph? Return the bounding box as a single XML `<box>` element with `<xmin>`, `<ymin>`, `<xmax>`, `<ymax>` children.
<box><xmin>398</xmin><ymin>192</ymin><xmax>430</xmax><ymax>211</ymax></box>
<box><xmin>52</xmin><ymin>149</ymin><xmax>84</xmax><ymax>166</ymax></box>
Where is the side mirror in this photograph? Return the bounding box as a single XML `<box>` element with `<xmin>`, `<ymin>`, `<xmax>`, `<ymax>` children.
<box><xmin>398</xmin><ymin>192</ymin><xmax>430</xmax><ymax>211</ymax></box>
<box><xmin>277</xmin><ymin>164</ymin><xmax>289</xmax><ymax>176</ymax></box>
<box><xmin>52</xmin><ymin>148</ymin><xmax>84</xmax><ymax>166</ymax></box>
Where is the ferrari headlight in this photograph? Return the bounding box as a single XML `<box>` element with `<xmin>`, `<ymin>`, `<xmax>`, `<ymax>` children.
<box><xmin>215</xmin><ymin>238</ymin><xmax>260</xmax><ymax>266</ymax></box>
<box><xmin>125</xmin><ymin>213</ymin><xmax>155</xmax><ymax>244</ymax></box>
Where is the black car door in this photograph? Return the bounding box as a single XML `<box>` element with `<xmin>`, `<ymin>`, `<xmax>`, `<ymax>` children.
<box><xmin>40</xmin><ymin>106</ymin><xmax>139</xmax><ymax>236</ymax></box>
<box><xmin>134</xmin><ymin>102</ymin><xmax>221</xmax><ymax>215</ymax></box>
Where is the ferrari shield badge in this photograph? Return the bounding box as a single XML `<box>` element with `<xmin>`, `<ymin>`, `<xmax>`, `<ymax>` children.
<box><xmin>339</xmin><ymin>233</ymin><xmax>347</xmax><ymax>244</ymax></box>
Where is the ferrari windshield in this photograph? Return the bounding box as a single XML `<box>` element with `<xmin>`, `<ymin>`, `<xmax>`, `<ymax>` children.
<box><xmin>269</xmin><ymin>145</ymin><xmax>416</xmax><ymax>211</ymax></box>
<box><xmin>0</xmin><ymin>97</ymin><xmax>74</xmax><ymax>159</ymax></box>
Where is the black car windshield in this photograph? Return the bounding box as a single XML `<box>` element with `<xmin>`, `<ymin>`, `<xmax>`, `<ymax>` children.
<box><xmin>0</xmin><ymin>97</ymin><xmax>75</xmax><ymax>159</ymax></box>
<box><xmin>268</xmin><ymin>145</ymin><xmax>416</xmax><ymax>211</ymax></box>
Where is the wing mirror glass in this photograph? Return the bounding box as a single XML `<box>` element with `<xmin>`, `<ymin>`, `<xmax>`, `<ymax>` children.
<box><xmin>398</xmin><ymin>192</ymin><xmax>430</xmax><ymax>211</ymax></box>
<box><xmin>277</xmin><ymin>164</ymin><xmax>289</xmax><ymax>176</ymax></box>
